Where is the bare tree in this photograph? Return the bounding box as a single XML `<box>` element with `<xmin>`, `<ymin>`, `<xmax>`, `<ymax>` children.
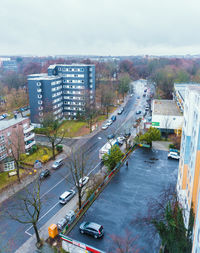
<box><xmin>5</xmin><ymin>180</ymin><xmax>42</xmax><ymax>247</ymax></box>
<box><xmin>6</xmin><ymin>125</ymin><xmax>25</xmax><ymax>182</ymax></box>
<box><xmin>109</xmin><ymin>230</ymin><xmax>140</xmax><ymax>253</ymax></box>
<box><xmin>66</xmin><ymin>150</ymin><xmax>89</xmax><ymax>209</ymax></box>
<box><xmin>100</xmin><ymin>85</ymin><xmax>114</xmax><ymax>118</ymax></box>
<box><xmin>84</xmin><ymin>101</ymin><xmax>98</xmax><ymax>133</ymax></box>
<box><xmin>42</xmin><ymin>112</ymin><xmax>65</xmax><ymax>160</ymax></box>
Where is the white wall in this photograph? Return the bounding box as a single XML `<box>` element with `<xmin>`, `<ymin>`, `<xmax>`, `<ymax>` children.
<box><xmin>152</xmin><ymin>114</ymin><xmax>183</xmax><ymax>130</ymax></box>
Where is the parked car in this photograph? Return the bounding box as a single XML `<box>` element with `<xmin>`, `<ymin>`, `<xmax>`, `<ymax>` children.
<box><xmin>65</xmin><ymin>210</ymin><xmax>75</xmax><ymax>223</ymax></box>
<box><xmin>57</xmin><ymin>217</ymin><xmax>67</xmax><ymax>230</ymax></box>
<box><xmin>136</xmin><ymin>110</ymin><xmax>141</xmax><ymax>114</ymax></box>
<box><xmin>107</xmin><ymin>134</ymin><xmax>115</xmax><ymax>140</ymax></box>
<box><xmin>79</xmin><ymin>222</ymin><xmax>104</xmax><ymax>239</ymax></box>
<box><xmin>59</xmin><ymin>190</ymin><xmax>75</xmax><ymax>204</ymax></box>
<box><xmin>117</xmin><ymin>136</ymin><xmax>125</xmax><ymax>145</ymax></box>
<box><xmin>117</xmin><ymin>109</ymin><xmax>122</xmax><ymax>115</ymax></box>
<box><xmin>39</xmin><ymin>169</ymin><xmax>50</xmax><ymax>179</ymax></box>
<box><xmin>168</xmin><ymin>152</ymin><xmax>180</xmax><ymax>160</ymax></box>
<box><xmin>77</xmin><ymin>176</ymin><xmax>89</xmax><ymax>187</ymax></box>
<box><xmin>124</xmin><ymin>132</ymin><xmax>131</xmax><ymax>138</ymax></box>
<box><xmin>117</xmin><ymin>107</ymin><xmax>124</xmax><ymax>115</ymax></box>
<box><xmin>52</xmin><ymin>158</ymin><xmax>64</xmax><ymax>169</ymax></box>
<box><xmin>106</xmin><ymin>120</ymin><xmax>113</xmax><ymax>126</ymax></box>
<box><xmin>111</xmin><ymin>115</ymin><xmax>116</xmax><ymax>121</ymax></box>
<box><xmin>102</xmin><ymin>124</ymin><xmax>109</xmax><ymax>130</ymax></box>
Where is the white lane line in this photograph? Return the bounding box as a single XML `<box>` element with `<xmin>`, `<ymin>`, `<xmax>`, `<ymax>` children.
<box><xmin>40</xmin><ymin>177</ymin><xmax>65</xmax><ymax>199</ymax></box>
<box><xmin>25</xmin><ymin>231</ymin><xmax>32</xmax><ymax>236</ymax></box>
<box><xmin>25</xmin><ymin>201</ymin><xmax>60</xmax><ymax>236</ymax></box>
<box><xmin>87</xmin><ymin>161</ymin><xmax>101</xmax><ymax>176</ymax></box>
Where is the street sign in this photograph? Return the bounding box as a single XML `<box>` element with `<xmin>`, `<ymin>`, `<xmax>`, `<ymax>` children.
<box><xmin>152</xmin><ymin>122</ymin><xmax>160</xmax><ymax>126</ymax></box>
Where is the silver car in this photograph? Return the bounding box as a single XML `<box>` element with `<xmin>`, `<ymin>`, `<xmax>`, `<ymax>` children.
<box><xmin>57</xmin><ymin>217</ymin><xmax>67</xmax><ymax>230</ymax></box>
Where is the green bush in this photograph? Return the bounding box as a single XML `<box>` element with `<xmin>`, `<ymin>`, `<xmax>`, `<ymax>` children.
<box><xmin>29</xmin><ymin>145</ymin><xmax>38</xmax><ymax>154</ymax></box>
<box><xmin>56</xmin><ymin>145</ymin><xmax>63</xmax><ymax>152</ymax></box>
<box><xmin>169</xmin><ymin>143</ymin><xmax>175</xmax><ymax>149</ymax></box>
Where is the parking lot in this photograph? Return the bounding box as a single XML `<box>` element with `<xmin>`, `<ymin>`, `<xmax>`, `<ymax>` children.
<box><xmin>68</xmin><ymin>148</ymin><xmax>179</xmax><ymax>252</ymax></box>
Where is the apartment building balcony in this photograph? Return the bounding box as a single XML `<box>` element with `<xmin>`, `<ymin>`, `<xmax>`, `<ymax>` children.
<box><xmin>25</xmin><ymin>140</ymin><xmax>36</xmax><ymax>150</ymax></box>
<box><xmin>24</xmin><ymin>125</ymin><xmax>34</xmax><ymax>134</ymax></box>
<box><xmin>24</xmin><ymin>133</ymin><xmax>35</xmax><ymax>142</ymax></box>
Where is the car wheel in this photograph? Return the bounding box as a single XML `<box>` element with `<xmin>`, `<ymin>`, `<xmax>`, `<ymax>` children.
<box><xmin>94</xmin><ymin>234</ymin><xmax>98</xmax><ymax>239</ymax></box>
<box><xmin>80</xmin><ymin>230</ymin><xmax>84</xmax><ymax>234</ymax></box>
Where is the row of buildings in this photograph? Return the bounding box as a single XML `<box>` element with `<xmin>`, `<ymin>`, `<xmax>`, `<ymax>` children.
<box><xmin>145</xmin><ymin>82</ymin><xmax>200</xmax><ymax>252</ymax></box>
<box><xmin>0</xmin><ymin>64</ymin><xmax>95</xmax><ymax>171</ymax></box>
<box><xmin>176</xmin><ymin>85</ymin><xmax>200</xmax><ymax>253</ymax></box>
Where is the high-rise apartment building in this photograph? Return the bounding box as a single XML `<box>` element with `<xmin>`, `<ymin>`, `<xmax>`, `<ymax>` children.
<box><xmin>176</xmin><ymin>85</ymin><xmax>200</xmax><ymax>252</ymax></box>
<box><xmin>28</xmin><ymin>64</ymin><xmax>95</xmax><ymax>126</ymax></box>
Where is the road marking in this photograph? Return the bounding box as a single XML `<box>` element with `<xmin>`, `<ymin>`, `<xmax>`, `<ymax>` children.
<box><xmin>87</xmin><ymin>161</ymin><xmax>101</xmax><ymax>176</ymax></box>
<box><xmin>25</xmin><ymin>201</ymin><xmax>60</xmax><ymax>236</ymax></box>
<box><xmin>40</xmin><ymin>177</ymin><xmax>66</xmax><ymax>199</ymax></box>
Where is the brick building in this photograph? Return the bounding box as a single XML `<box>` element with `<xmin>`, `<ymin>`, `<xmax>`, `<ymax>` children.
<box><xmin>0</xmin><ymin>117</ymin><xmax>35</xmax><ymax>171</ymax></box>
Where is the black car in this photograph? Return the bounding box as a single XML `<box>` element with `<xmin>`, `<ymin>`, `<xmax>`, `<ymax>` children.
<box><xmin>79</xmin><ymin>222</ymin><xmax>104</xmax><ymax>239</ymax></box>
<box><xmin>124</xmin><ymin>132</ymin><xmax>131</xmax><ymax>138</ymax></box>
<box><xmin>39</xmin><ymin>169</ymin><xmax>50</xmax><ymax>179</ymax></box>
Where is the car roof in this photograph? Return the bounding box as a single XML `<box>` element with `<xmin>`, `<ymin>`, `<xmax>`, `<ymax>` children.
<box><xmin>54</xmin><ymin>159</ymin><xmax>63</xmax><ymax>163</ymax></box>
<box><xmin>60</xmin><ymin>191</ymin><xmax>72</xmax><ymax>198</ymax></box>
<box><xmin>58</xmin><ymin>218</ymin><xmax>66</xmax><ymax>224</ymax></box>
<box><xmin>86</xmin><ymin>222</ymin><xmax>101</xmax><ymax>230</ymax></box>
<box><xmin>169</xmin><ymin>152</ymin><xmax>179</xmax><ymax>155</ymax></box>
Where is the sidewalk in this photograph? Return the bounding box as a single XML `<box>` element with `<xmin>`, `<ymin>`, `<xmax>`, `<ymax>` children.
<box><xmin>15</xmin><ymin>195</ymin><xmax>78</xmax><ymax>253</ymax></box>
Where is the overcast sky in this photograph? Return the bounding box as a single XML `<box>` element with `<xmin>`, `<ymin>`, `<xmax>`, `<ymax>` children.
<box><xmin>1</xmin><ymin>0</ymin><xmax>200</xmax><ymax>56</ymax></box>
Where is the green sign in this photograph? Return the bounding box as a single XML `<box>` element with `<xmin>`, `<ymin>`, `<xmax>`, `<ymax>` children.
<box><xmin>152</xmin><ymin>122</ymin><xmax>160</xmax><ymax>126</ymax></box>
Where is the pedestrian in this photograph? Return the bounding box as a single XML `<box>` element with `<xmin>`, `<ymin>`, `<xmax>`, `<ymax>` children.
<box><xmin>126</xmin><ymin>160</ymin><xmax>128</xmax><ymax>167</ymax></box>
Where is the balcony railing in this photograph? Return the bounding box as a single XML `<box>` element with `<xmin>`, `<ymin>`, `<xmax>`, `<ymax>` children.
<box><xmin>24</xmin><ymin>133</ymin><xmax>35</xmax><ymax>142</ymax></box>
<box><xmin>24</xmin><ymin>125</ymin><xmax>34</xmax><ymax>134</ymax></box>
<box><xmin>25</xmin><ymin>140</ymin><xmax>36</xmax><ymax>150</ymax></box>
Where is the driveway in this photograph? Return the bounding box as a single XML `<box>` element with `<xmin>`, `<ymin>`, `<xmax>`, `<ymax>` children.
<box><xmin>68</xmin><ymin>148</ymin><xmax>178</xmax><ymax>252</ymax></box>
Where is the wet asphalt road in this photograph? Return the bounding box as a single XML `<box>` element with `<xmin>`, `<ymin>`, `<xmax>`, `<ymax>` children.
<box><xmin>68</xmin><ymin>148</ymin><xmax>178</xmax><ymax>253</ymax></box>
<box><xmin>0</xmin><ymin>80</ymin><xmax>148</xmax><ymax>252</ymax></box>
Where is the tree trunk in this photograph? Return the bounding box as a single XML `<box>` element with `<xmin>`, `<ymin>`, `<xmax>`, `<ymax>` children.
<box><xmin>106</xmin><ymin>107</ymin><xmax>109</xmax><ymax>119</ymax></box>
<box><xmin>52</xmin><ymin>142</ymin><xmax>55</xmax><ymax>160</ymax></box>
<box><xmin>16</xmin><ymin>164</ymin><xmax>21</xmax><ymax>183</ymax></box>
<box><xmin>78</xmin><ymin>189</ymin><xmax>82</xmax><ymax>210</ymax></box>
<box><xmin>33</xmin><ymin>223</ymin><xmax>41</xmax><ymax>245</ymax></box>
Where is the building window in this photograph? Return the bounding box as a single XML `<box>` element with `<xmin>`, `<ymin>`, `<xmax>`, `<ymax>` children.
<box><xmin>0</xmin><ymin>135</ymin><xmax>4</xmax><ymax>142</ymax></box>
<box><xmin>0</xmin><ymin>145</ymin><xmax>6</xmax><ymax>152</ymax></box>
<box><xmin>4</xmin><ymin>161</ymin><xmax>15</xmax><ymax>171</ymax></box>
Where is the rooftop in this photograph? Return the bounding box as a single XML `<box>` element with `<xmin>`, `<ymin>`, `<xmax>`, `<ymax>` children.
<box><xmin>153</xmin><ymin>100</ymin><xmax>182</xmax><ymax>116</ymax></box>
<box><xmin>188</xmin><ymin>85</ymin><xmax>200</xmax><ymax>94</ymax></box>
<box><xmin>28</xmin><ymin>75</ymin><xmax>61</xmax><ymax>81</ymax></box>
<box><xmin>0</xmin><ymin>117</ymin><xmax>28</xmax><ymax>131</ymax></box>
<box><xmin>48</xmin><ymin>63</ymin><xmax>94</xmax><ymax>69</ymax></box>
<box><xmin>174</xmin><ymin>82</ymin><xmax>200</xmax><ymax>102</ymax></box>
